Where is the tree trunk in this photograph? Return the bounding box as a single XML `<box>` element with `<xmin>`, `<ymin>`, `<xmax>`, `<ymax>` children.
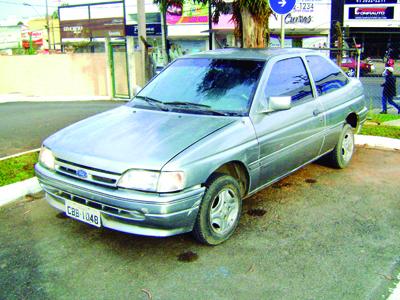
<box><xmin>161</xmin><ymin>9</ymin><xmax>170</xmax><ymax>64</ymax></box>
<box><xmin>241</xmin><ymin>7</ymin><xmax>266</xmax><ymax>48</ymax></box>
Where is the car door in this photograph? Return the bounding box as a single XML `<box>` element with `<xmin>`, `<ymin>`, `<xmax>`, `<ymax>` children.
<box><xmin>250</xmin><ymin>56</ymin><xmax>325</xmax><ymax>188</ymax></box>
<box><xmin>304</xmin><ymin>55</ymin><xmax>351</xmax><ymax>154</ymax></box>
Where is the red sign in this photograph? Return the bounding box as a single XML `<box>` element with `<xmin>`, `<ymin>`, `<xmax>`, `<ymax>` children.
<box><xmin>21</xmin><ymin>30</ymin><xmax>44</xmax><ymax>48</ymax></box>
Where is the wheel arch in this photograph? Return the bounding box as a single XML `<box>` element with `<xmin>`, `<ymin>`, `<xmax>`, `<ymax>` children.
<box><xmin>205</xmin><ymin>161</ymin><xmax>250</xmax><ymax>198</ymax></box>
<box><xmin>346</xmin><ymin>112</ymin><xmax>358</xmax><ymax>129</ymax></box>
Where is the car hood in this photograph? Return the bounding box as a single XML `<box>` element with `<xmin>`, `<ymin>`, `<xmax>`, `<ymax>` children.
<box><xmin>45</xmin><ymin>106</ymin><xmax>235</xmax><ymax>173</ymax></box>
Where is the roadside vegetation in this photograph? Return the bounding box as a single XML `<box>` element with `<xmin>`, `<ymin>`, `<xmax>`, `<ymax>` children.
<box><xmin>360</xmin><ymin>112</ymin><xmax>400</xmax><ymax>139</ymax></box>
<box><xmin>0</xmin><ymin>152</ymin><xmax>38</xmax><ymax>187</ymax></box>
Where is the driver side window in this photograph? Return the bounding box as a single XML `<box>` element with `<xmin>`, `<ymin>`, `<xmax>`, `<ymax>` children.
<box><xmin>265</xmin><ymin>57</ymin><xmax>313</xmax><ymax>103</ymax></box>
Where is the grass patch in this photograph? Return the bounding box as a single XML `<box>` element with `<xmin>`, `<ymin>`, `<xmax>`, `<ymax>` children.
<box><xmin>367</xmin><ymin>112</ymin><xmax>400</xmax><ymax>124</ymax></box>
<box><xmin>360</xmin><ymin>125</ymin><xmax>400</xmax><ymax>139</ymax></box>
<box><xmin>0</xmin><ymin>152</ymin><xmax>38</xmax><ymax>187</ymax></box>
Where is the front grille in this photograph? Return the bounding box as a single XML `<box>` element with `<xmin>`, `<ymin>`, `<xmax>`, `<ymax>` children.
<box><xmin>48</xmin><ymin>188</ymin><xmax>145</xmax><ymax>221</ymax></box>
<box><xmin>54</xmin><ymin>159</ymin><xmax>120</xmax><ymax>188</ymax></box>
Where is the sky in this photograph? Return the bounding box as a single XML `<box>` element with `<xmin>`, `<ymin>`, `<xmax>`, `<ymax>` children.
<box><xmin>0</xmin><ymin>0</ymin><xmax>115</xmax><ymax>23</ymax></box>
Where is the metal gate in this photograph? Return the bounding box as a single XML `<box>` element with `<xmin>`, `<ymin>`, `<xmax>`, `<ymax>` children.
<box><xmin>109</xmin><ymin>42</ymin><xmax>130</xmax><ymax>99</ymax></box>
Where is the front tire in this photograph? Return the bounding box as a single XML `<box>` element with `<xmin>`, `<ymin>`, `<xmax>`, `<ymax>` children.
<box><xmin>193</xmin><ymin>174</ymin><xmax>242</xmax><ymax>245</ymax></box>
<box><xmin>326</xmin><ymin>124</ymin><xmax>355</xmax><ymax>169</ymax></box>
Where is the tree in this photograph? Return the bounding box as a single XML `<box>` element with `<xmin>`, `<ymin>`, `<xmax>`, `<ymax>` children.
<box><xmin>198</xmin><ymin>0</ymin><xmax>272</xmax><ymax>48</ymax></box>
<box><xmin>153</xmin><ymin>0</ymin><xmax>184</xmax><ymax>63</ymax></box>
<box><xmin>154</xmin><ymin>0</ymin><xmax>272</xmax><ymax>57</ymax></box>
<box><xmin>232</xmin><ymin>0</ymin><xmax>272</xmax><ymax>48</ymax></box>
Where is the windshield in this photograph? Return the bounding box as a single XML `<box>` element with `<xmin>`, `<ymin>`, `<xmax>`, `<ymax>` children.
<box><xmin>133</xmin><ymin>58</ymin><xmax>265</xmax><ymax>116</ymax></box>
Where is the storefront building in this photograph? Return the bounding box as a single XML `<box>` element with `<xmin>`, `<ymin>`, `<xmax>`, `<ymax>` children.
<box><xmin>203</xmin><ymin>0</ymin><xmax>332</xmax><ymax>50</ymax></box>
<box><xmin>0</xmin><ymin>25</ymin><xmax>23</xmax><ymax>54</ymax></box>
<box><xmin>166</xmin><ymin>1</ymin><xmax>210</xmax><ymax>57</ymax></box>
<box><xmin>58</xmin><ymin>1</ymin><xmax>125</xmax><ymax>53</ymax></box>
<box><xmin>343</xmin><ymin>0</ymin><xmax>400</xmax><ymax>59</ymax></box>
<box><xmin>124</xmin><ymin>0</ymin><xmax>164</xmax><ymax>65</ymax></box>
<box><xmin>269</xmin><ymin>0</ymin><xmax>332</xmax><ymax>49</ymax></box>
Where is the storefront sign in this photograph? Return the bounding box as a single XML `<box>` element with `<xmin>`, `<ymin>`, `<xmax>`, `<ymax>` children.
<box><xmin>21</xmin><ymin>30</ymin><xmax>43</xmax><ymax>48</ymax></box>
<box><xmin>345</xmin><ymin>0</ymin><xmax>397</xmax><ymax>4</ymax></box>
<box><xmin>59</xmin><ymin>2</ymin><xmax>124</xmax><ymax>39</ymax></box>
<box><xmin>270</xmin><ymin>0</ymin><xmax>331</xmax><ymax>30</ymax></box>
<box><xmin>348</xmin><ymin>6</ymin><xmax>394</xmax><ymax>19</ymax></box>
<box><xmin>125</xmin><ymin>24</ymin><xmax>162</xmax><ymax>36</ymax></box>
<box><xmin>167</xmin><ymin>2</ymin><xmax>208</xmax><ymax>25</ymax></box>
<box><xmin>285</xmin><ymin>13</ymin><xmax>312</xmax><ymax>24</ymax></box>
<box><xmin>60</xmin><ymin>18</ymin><xmax>124</xmax><ymax>39</ymax></box>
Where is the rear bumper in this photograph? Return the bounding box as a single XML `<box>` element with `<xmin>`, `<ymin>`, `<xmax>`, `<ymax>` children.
<box><xmin>35</xmin><ymin>164</ymin><xmax>205</xmax><ymax>237</ymax></box>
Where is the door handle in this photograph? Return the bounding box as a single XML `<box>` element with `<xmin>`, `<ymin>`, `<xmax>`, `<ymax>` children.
<box><xmin>313</xmin><ymin>109</ymin><xmax>321</xmax><ymax>116</ymax></box>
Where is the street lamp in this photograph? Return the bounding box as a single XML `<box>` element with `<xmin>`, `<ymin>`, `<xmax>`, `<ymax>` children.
<box><xmin>23</xmin><ymin>2</ymin><xmax>41</xmax><ymax>17</ymax></box>
<box><xmin>23</xmin><ymin>1</ymin><xmax>51</xmax><ymax>50</ymax></box>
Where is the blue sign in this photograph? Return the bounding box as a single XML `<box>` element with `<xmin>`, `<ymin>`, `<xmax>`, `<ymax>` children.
<box><xmin>270</xmin><ymin>0</ymin><xmax>296</xmax><ymax>15</ymax></box>
<box><xmin>349</xmin><ymin>7</ymin><xmax>394</xmax><ymax>19</ymax></box>
<box><xmin>345</xmin><ymin>0</ymin><xmax>396</xmax><ymax>4</ymax></box>
<box><xmin>125</xmin><ymin>24</ymin><xmax>162</xmax><ymax>37</ymax></box>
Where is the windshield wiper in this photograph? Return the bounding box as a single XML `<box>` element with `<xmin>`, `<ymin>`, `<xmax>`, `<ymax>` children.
<box><xmin>135</xmin><ymin>96</ymin><xmax>169</xmax><ymax>111</ymax></box>
<box><xmin>163</xmin><ymin>101</ymin><xmax>228</xmax><ymax>116</ymax></box>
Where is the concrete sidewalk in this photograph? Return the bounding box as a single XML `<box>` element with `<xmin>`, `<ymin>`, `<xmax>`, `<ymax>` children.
<box><xmin>0</xmin><ymin>94</ymin><xmax>126</xmax><ymax>103</ymax></box>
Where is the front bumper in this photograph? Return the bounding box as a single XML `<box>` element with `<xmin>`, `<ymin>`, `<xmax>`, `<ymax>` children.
<box><xmin>35</xmin><ymin>163</ymin><xmax>205</xmax><ymax>237</ymax></box>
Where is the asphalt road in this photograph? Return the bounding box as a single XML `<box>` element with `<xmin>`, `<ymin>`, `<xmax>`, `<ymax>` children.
<box><xmin>0</xmin><ymin>147</ymin><xmax>399</xmax><ymax>299</ymax></box>
<box><xmin>0</xmin><ymin>101</ymin><xmax>124</xmax><ymax>158</ymax></box>
<box><xmin>361</xmin><ymin>76</ymin><xmax>385</xmax><ymax>109</ymax></box>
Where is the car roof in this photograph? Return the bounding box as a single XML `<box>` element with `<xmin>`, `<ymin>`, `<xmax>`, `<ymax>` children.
<box><xmin>186</xmin><ymin>48</ymin><xmax>317</xmax><ymax>60</ymax></box>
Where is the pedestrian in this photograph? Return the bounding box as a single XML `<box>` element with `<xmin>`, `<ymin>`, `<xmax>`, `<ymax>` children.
<box><xmin>380</xmin><ymin>67</ymin><xmax>400</xmax><ymax>114</ymax></box>
<box><xmin>386</xmin><ymin>57</ymin><xmax>395</xmax><ymax>68</ymax></box>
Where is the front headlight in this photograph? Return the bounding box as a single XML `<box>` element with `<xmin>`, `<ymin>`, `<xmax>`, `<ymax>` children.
<box><xmin>39</xmin><ymin>147</ymin><xmax>55</xmax><ymax>170</ymax></box>
<box><xmin>158</xmin><ymin>171</ymin><xmax>185</xmax><ymax>193</ymax></box>
<box><xmin>118</xmin><ymin>169</ymin><xmax>185</xmax><ymax>193</ymax></box>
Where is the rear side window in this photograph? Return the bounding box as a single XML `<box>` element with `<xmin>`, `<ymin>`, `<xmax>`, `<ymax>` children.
<box><xmin>306</xmin><ymin>55</ymin><xmax>348</xmax><ymax>96</ymax></box>
<box><xmin>265</xmin><ymin>57</ymin><xmax>313</xmax><ymax>103</ymax></box>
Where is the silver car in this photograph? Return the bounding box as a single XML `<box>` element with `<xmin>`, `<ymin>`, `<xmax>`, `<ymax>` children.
<box><xmin>35</xmin><ymin>48</ymin><xmax>367</xmax><ymax>245</ymax></box>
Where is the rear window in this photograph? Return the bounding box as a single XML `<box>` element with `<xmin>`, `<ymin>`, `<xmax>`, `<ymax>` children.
<box><xmin>306</xmin><ymin>56</ymin><xmax>348</xmax><ymax>96</ymax></box>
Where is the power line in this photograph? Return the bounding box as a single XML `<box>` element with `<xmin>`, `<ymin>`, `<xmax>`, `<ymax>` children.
<box><xmin>0</xmin><ymin>0</ymin><xmax>57</xmax><ymax>8</ymax></box>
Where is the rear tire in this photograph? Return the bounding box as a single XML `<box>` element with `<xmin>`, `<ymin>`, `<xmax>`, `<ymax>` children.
<box><xmin>193</xmin><ymin>174</ymin><xmax>242</xmax><ymax>245</ymax></box>
<box><xmin>326</xmin><ymin>124</ymin><xmax>355</xmax><ymax>169</ymax></box>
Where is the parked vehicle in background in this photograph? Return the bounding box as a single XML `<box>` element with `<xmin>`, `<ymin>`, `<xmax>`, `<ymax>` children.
<box><xmin>339</xmin><ymin>57</ymin><xmax>375</xmax><ymax>77</ymax></box>
<box><xmin>35</xmin><ymin>48</ymin><xmax>368</xmax><ymax>245</ymax></box>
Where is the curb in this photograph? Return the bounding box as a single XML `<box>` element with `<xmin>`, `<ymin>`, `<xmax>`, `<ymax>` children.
<box><xmin>355</xmin><ymin>134</ymin><xmax>400</xmax><ymax>151</ymax></box>
<box><xmin>0</xmin><ymin>134</ymin><xmax>399</xmax><ymax>208</ymax></box>
<box><xmin>0</xmin><ymin>177</ymin><xmax>42</xmax><ymax>208</ymax></box>
<box><xmin>0</xmin><ymin>148</ymin><xmax>40</xmax><ymax>161</ymax></box>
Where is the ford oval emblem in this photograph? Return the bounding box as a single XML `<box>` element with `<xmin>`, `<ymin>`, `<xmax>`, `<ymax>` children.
<box><xmin>76</xmin><ymin>169</ymin><xmax>88</xmax><ymax>178</ymax></box>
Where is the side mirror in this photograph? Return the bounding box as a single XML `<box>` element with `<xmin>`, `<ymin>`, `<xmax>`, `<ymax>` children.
<box><xmin>260</xmin><ymin>96</ymin><xmax>292</xmax><ymax>113</ymax></box>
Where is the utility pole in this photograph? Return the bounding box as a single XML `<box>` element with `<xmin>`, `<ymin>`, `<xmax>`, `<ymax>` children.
<box><xmin>208</xmin><ymin>2</ymin><xmax>212</xmax><ymax>50</ymax></box>
<box><xmin>45</xmin><ymin>0</ymin><xmax>51</xmax><ymax>50</ymax></box>
<box><xmin>137</xmin><ymin>0</ymin><xmax>148</xmax><ymax>84</ymax></box>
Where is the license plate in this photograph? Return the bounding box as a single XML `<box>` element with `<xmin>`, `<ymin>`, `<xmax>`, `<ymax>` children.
<box><xmin>65</xmin><ymin>200</ymin><xmax>101</xmax><ymax>227</ymax></box>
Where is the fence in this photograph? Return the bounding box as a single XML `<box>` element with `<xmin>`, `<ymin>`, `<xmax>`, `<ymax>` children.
<box><xmin>309</xmin><ymin>47</ymin><xmax>399</xmax><ymax>114</ymax></box>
